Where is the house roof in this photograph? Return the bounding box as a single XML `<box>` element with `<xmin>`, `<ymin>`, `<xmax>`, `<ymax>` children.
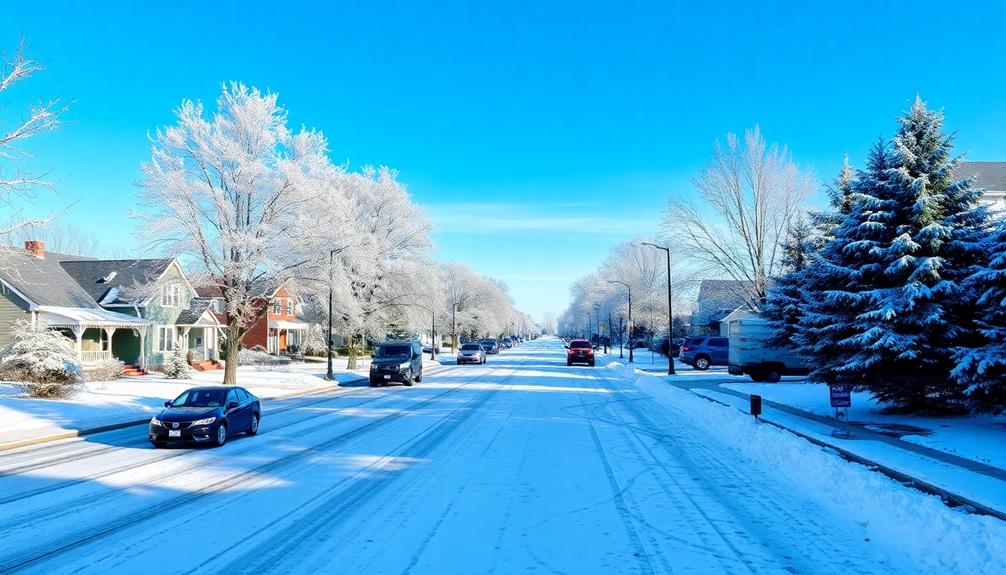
<box><xmin>175</xmin><ymin>298</ymin><xmax>221</xmax><ymax>325</ymax></box>
<box><xmin>58</xmin><ymin>258</ymin><xmax>174</xmax><ymax>305</ymax></box>
<box><xmin>958</xmin><ymin>161</ymin><xmax>1006</xmax><ymax>192</ymax></box>
<box><xmin>194</xmin><ymin>285</ymin><xmax>223</xmax><ymax>298</ymax></box>
<box><xmin>696</xmin><ymin>279</ymin><xmax>754</xmax><ymax>303</ymax></box>
<box><xmin>37</xmin><ymin>305</ymin><xmax>149</xmax><ymax>328</ymax></box>
<box><xmin>0</xmin><ymin>248</ymin><xmax>98</xmax><ymax>308</ymax></box>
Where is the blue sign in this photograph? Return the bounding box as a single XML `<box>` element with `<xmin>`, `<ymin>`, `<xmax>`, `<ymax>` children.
<box><xmin>829</xmin><ymin>385</ymin><xmax>852</xmax><ymax>408</ymax></box>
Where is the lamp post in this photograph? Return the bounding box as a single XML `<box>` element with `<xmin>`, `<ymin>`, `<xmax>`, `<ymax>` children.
<box><xmin>618</xmin><ymin>316</ymin><xmax>624</xmax><ymax>358</ymax></box>
<box><xmin>325</xmin><ymin>248</ymin><xmax>337</xmax><ymax>381</ymax></box>
<box><xmin>642</xmin><ymin>242</ymin><xmax>675</xmax><ymax>375</ymax></box>
<box><xmin>592</xmin><ymin>303</ymin><xmax>601</xmax><ymax>351</ymax></box>
<box><xmin>608</xmin><ymin>280</ymin><xmax>633</xmax><ymax>362</ymax></box>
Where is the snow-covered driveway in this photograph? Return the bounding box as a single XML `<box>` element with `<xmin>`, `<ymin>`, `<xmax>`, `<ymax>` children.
<box><xmin>0</xmin><ymin>339</ymin><xmax>996</xmax><ymax>574</ymax></box>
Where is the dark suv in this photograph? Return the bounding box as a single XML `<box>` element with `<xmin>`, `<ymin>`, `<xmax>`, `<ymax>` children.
<box><xmin>370</xmin><ymin>340</ymin><xmax>423</xmax><ymax>386</ymax></box>
<box><xmin>679</xmin><ymin>336</ymin><xmax>728</xmax><ymax>370</ymax></box>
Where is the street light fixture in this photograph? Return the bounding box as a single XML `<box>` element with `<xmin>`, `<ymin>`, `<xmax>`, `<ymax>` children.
<box><xmin>326</xmin><ymin>248</ymin><xmax>337</xmax><ymax>381</ymax></box>
<box><xmin>607</xmin><ymin>279</ymin><xmax>633</xmax><ymax>363</ymax></box>
<box><xmin>642</xmin><ymin>242</ymin><xmax>675</xmax><ymax>375</ymax></box>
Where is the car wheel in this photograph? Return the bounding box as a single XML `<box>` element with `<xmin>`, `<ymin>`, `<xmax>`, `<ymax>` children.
<box><xmin>749</xmin><ymin>372</ymin><xmax>766</xmax><ymax>382</ymax></box>
<box><xmin>589</xmin><ymin>360</ymin><xmax>595</xmax><ymax>367</ymax></box>
<box><xmin>764</xmin><ymin>369</ymin><xmax>781</xmax><ymax>383</ymax></box>
<box><xmin>566</xmin><ymin>360</ymin><xmax>572</xmax><ymax>366</ymax></box>
<box><xmin>416</xmin><ymin>370</ymin><xmax>423</xmax><ymax>383</ymax></box>
<box><xmin>695</xmin><ymin>356</ymin><xmax>710</xmax><ymax>370</ymax></box>
<box><xmin>457</xmin><ymin>360</ymin><xmax>461</xmax><ymax>365</ymax></box>
<box><xmin>369</xmin><ymin>380</ymin><xmax>379</xmax><ymax>387</ymax></box>
<box><xmin>151</xmin><ymin>440</ymin><xmax>166</xmax><ymax>449</ymax></box>
<box><xmin>214</xmin><ymin>422</ymin><xmax>228</xmax><ymax>447</ymax></box>
<box><xmin>403</xmin><ymin>369</ymin><xmax>414</xmax><ymax>386</ymax></box>
<box><xmin>247</xmin><ymin>413</ymin><xmax>260</xmax><ymax>436</ymax></box>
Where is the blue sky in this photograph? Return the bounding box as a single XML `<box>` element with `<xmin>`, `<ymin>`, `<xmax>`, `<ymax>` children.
<box><xmin>5</xmin><ymin>1</ymin><xmax>1006</xmax><ymax>320</ymax></box>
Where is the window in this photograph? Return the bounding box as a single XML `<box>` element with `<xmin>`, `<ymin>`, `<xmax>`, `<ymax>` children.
<box><xmin>161</xmin><ymin>284</ymin><xmax>182</xmax><ymax>307</ymax></box>
<box><xmin>158</xmin><ymin>326</ymin><xmax>175</xmax><ymax>352</ymax></box>
<box><xmin>272</xmin><ymin>299</ymin><xmax>282</xmax><ymax>314</ymax></box>
<box><xmin>710</xmin><ymin>338</ymin><xmax>729</xmax><ymax>347</ymax></box>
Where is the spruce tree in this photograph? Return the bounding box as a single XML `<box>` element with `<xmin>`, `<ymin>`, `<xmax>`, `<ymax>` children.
<box><xmin>953</xmin><ymin>219</ymin><xmax>1006</xmax><ymax>413</ymax></box>
<box><xmin>763</xmin><ymin>215</ymin><xmax>814</xmax><ymax>348</ymax></box>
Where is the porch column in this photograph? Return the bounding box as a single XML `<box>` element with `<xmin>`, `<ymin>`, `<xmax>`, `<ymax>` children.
<box><xmin>103</xmin><ymin>327</ymin><xmax>117</xmax><ymax>360</ymax></box>
<box><xmin>137</xmin><ymin>328</ymin><xmax>147</xmax><ymax>370</ymax></box>
<box><xmin>71</xmin><ymin>325</ymin><xmax>84</xmax><ymax>361</ymax></box>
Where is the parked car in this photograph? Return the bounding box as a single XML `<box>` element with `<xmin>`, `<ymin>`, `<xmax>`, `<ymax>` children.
<box><xmin>726</xmin><ymin>313</ymin><xmax>810</xmax><ymax>382</ymax></box>
<box><xmin>501</xmin><ymin>337</ymin><xmax>513</xmax><ymax>348</ymax></box>
<box><xmin>566</xmin><ymin>339</ymin><xmax>595</xmax><ymax>367</ymax></box>
<box><xmin>370</xmin><ymin>340</ymin><xmax>424</xmax><ymax>386</ymax></box>
<box><xmin>149</xmin><ymin>386</ymin><xmax>260</xmax><ymax>448</ymax></box>
<box><xmin>457</xmin><ymin>342</ymin><xmax>487</xmax><ymax>365</ymax></box>
<box><xmin>679</xmin><ymin>336</ymin><xmax>729</xmax><ymax>370</ymax></box>
<box><xmin>422</xmin><ymin>344</ymin><xmax>441</xmax><ymax>354</ymax></box>
<box><xmin>480</xmin><ymin>339</ymin><xmax>500</xmax><ymax>354</ymax></box>
<box><xmin>650</xmin><ymin>336</ymin><xmax>681</xmax><ymax>357</ymax></box>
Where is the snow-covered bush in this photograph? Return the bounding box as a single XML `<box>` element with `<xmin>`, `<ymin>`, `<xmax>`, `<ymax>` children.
<box><xmin>162</xmin><ymin>342</ymin><xmax>193</xmax><ymax>379</ymax></box>
<box><xmin>238</xmin><ymin>349</ymin><xmax>292</xmax><ymax>366</ymax></box>
<box><xmin>82</xmin><ymin>359</ymin><xmax>125</xmax><ymax>382</ymax></box>
<box><xmin>303</xmin><ymin>324</ymin><xmax>328</xmax><ymax>357</ymax></box>
<box><xmin>0</xmin><ymin>319</ymin><xmax>83</xmax><ymax>398</ymax></box>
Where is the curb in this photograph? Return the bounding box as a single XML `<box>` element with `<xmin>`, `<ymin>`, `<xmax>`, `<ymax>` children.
<box><xmin>0</xmin><ymin>373</ymin><xmax>369</xmax><ymax>453</ymax></box>
<box><xmin>689</xmin><ymin>388</ymin><xmax>1006</xmax><ymax>522</ymax></box>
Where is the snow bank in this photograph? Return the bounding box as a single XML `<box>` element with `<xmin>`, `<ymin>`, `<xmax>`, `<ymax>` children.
<box><xmin>607</xmin><ymin>362</ymin><xmax>1006</xmax><ymax>575</ymax></box>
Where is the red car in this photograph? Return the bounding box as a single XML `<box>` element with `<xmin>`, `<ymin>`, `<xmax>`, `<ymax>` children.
<box><xmin>566</xmin><ymin>339</ymin><xmax>595</xmax><ymax>367</ymax></box>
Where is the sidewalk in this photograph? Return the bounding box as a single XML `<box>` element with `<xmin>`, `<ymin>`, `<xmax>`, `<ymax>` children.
<box><xmin>609</xmin><ymin>358</ymin><xmax>1006</xmax><ymax>517</ymax></box>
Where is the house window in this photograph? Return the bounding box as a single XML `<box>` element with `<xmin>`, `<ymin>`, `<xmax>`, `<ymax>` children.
<box><xmin>273</xmin><ymin>299</ymin><xmax>282</xmax><ymax>314</ymax></box>
<box><xmin>158</xmin><ymin>326</ymin><xmax>175</xmax><ymax>352</ymax></box>
<box><xmin>161</xmin><ymin>284</ymin><xmax>182</xmax><ymax>307</ymax></box>
<box><xmin>284</xmin><ymin>299</ymin><xmax>292</xmax><ymax>315</ymax></box>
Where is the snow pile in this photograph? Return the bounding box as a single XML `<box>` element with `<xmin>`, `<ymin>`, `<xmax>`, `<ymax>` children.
<box><xmin>607</xmin><ymin>362</ymin><xmax>1006</xmax><ymax>574</ymax></box>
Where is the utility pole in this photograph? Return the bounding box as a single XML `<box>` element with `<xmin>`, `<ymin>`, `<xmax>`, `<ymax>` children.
<box><xmin>642</xmin><ymin>242</ymin><xmax>675</xmax><ymax>375</ymax></box>
<box><xmin>325</xmin><ymin>248</ymin><xmax>336</xmax><ymax>381</ymax></box>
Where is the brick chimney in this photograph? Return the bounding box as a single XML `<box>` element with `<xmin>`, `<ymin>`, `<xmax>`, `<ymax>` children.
<box><xmin>25</xmin><ymin>240</ymin><xmax>45</xmax><ymax>258</ymax></box>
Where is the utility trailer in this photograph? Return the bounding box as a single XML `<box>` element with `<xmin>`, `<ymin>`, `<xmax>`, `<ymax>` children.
<box><xmin>725</xmin><ymin>312</ymin><xmax>810</xmax><ymax>382</ymax></box>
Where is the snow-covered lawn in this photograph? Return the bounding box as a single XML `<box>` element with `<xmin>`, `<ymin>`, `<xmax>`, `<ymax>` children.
<box><xmin>0</xmin><ymin>364</ymin><xmax>366</xmax><ymax>445</ymax></box>
<box><xmin>722</xmin><ymin>382</ymin><xmax>1006</xmax><ymax>470</ymax></box>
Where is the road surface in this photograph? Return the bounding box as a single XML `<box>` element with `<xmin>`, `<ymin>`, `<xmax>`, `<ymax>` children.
<box><xmin>0</xmin><ymin>339</ymin><xmax>912</xmax><ymax>574</ymax></box>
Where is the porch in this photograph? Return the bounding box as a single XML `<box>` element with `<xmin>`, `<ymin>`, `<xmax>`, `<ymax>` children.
<box><xmin>268</xmin><ymin>319</ymin><xmax>308</xmax><ymax>354</ymax></box>
<box><xmin>36</xmin><ymin>306</ymin><xmax>151</xmax><ymax>369</ymax></box>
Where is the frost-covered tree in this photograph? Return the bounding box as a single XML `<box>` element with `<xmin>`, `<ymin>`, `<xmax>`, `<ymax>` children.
<box><xmin>0</xmin><ymin>319</ymin><xmax>82</xmax><ymax>397</ymax></box>
<box><xmin>162</xmin><ymin>341</ymin><xmax>193</xmax><ymax>379</ymax></box>
<box><xmin>762</xmin><ymin>215</ymin><xmax>814</xmax><ymax>348</ymax></box>
<box><xmin>302</xmin><ymin>323</ymin><xmax>328</xmax><ymax>357</ymax></box>
<box><xmin>0</xmin><ymin>38</ymin><xmax>70</xmax><ymax>255</ymax></box>
<box><xmin>662</xmin><ymin>125</ymin><xmax>814</xmax><ymax>308</ymax></box>
<box><xmin>800</xmin><ymin>98</ymin><xmax>990</xmax><ymax>413</ymax></box>
<box><xmin>953</xmin><ymin>219</ymin><xmax>1006</xmax><ymax>413</ymax></box>
<box><xmin>139</xmin><ymin>83</ymin><xmax>332</xmax><ymax>385</ymax></box>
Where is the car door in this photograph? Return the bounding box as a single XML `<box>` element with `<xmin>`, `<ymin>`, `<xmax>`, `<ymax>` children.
<box><xmin>709</xmin><ymin>338</ymin><xmax>729</xmax><ymax>364</ymax></box>
<box><xmin>412</xmin><ymin>342</ymin><xmax>423</xmax><ymax>375</ymax></box>
<box><xmin>226</xmin><ymin>389</ymin><xmax>247</xmax><ymax>430</ymax></box>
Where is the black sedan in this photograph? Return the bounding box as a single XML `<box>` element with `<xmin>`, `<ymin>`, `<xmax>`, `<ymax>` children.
<box><xmin>149</xmin><ymin>386</ymin><xmax>260</xmax><ymax>448</ymax></box>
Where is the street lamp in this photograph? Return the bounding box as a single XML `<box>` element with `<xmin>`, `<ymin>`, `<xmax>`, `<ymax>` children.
<box><xmin>608</xmin><ymin>280</ymin><xmax>633</xmax><ymax>363</ymax></box>
<box><xmin>326</xmin><ymin>248</ymin><xmax>337</xmax><ymax>381</ymax></box>
<box><xmin>592</xmin><ymin>303</ymin><xmax>601</xmax><ymax>351</ymax></box>
<box><xmin>642</xmin><ymin>242</ymin><xmax>675</xmax><ymax>375</ymax></box>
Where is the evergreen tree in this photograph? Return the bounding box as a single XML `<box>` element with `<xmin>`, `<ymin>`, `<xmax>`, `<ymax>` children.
<box><xmin>801</xmin><ymin>97</ymin><xmax>989</xmax><ymax>413</ymax></box>
<box><xmin>953</xmin><ymin>219</ymin><xmax>1006</xmax><ymax>413</ymax></box>
<box><xmin>763</xmin><ymin>215</ymin><xmax>814</xmax><ymax>347</ymax></box>
<box><xmin>163</xmin><ymin>341</ymin><xmax>194</xmax><ymax>379</ymax></box>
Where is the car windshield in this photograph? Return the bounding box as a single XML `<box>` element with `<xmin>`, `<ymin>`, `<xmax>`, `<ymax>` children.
<box><xmin>462</xmin><ymin>344</ymin><xmax>481</xmax><ymax>351</ymax></box>
<box><xmin>376</xmin><ymin>344</ymin><xmax>411</xmax><ymax>357</ymax></box>
<box><xmin>171</xmin><ymin>389</ymin><xmax>226</xmax><ymax>408</ymax></box>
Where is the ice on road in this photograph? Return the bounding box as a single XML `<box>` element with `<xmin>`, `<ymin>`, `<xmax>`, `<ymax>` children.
<box><xmin>0</xmin><ymin>339</ymin><xmax>996</xmax><ymax>574</ymax></box>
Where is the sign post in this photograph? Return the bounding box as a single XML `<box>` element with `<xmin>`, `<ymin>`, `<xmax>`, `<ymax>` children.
<box><xmin>829</xmin><ymin>385</ymin><xmax>853</xmax><ymax>438</ymax></box>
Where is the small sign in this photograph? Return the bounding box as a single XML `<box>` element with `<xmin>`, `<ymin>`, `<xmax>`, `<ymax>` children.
<box><xmin>829</xmin><ymin>385</ymin><xmax>852</xmax><ymax>408</ymax></box>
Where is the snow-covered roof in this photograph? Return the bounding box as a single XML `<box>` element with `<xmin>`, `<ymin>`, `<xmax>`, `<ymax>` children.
<box><xmin>269</xmin><ymin>319</ymin><xmax>308</xmax><ymax>331</ymax></box>
<box><xmin>958</xmin><ymin>161</ymin><xmax>1006</xmax><ymax>192</ymax></box>
<box><xmin>37</xmin><ymin>306</ymin><xmax>150</xmax><ymax>328</ymax></box>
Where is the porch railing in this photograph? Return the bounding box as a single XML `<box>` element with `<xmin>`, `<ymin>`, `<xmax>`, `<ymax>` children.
<box><xmin>79</xmin><ymin>350</ymin><xmax>113</xmax><ymax>364</ymax></box>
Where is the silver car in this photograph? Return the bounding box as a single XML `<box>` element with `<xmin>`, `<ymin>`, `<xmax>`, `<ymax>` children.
<box><xmin>457</xmin><ymin>342</ymin><xmax>486</xmax><ymax>365</ymax></box>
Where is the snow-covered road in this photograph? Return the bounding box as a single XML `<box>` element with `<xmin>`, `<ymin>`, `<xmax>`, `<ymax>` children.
<box><xmin>0</xmin><ymin>339</ymin><xmax>990</xmax><ymax>574</ymax></box>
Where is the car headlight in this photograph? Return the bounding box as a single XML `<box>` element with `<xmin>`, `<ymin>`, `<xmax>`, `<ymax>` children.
<box><xmin>150</xmin><ymin>417</ymin><xmax>162</xmax><ymax>427</ymax></box>
<box><xmin>191</xmin><ymin>417</ymin><xmax>216</xmax><ymax>426</ymax></box>
<box><xmin>399</xmin><ymin>362</ymin><xmax>411</xmax><ymax>370</ymax></box>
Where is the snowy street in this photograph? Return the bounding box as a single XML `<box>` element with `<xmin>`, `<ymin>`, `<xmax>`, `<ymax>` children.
<box><xmin>0</xmin><ymin>338</ymin><xmax>1000</xmax><ymax>574</ymax></box>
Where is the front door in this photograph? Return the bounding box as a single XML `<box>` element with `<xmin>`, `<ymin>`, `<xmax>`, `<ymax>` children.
<box><xmin>278</xmin><ymin>330</ymin><xmax>287</xmax><ymax>353</ymax></box>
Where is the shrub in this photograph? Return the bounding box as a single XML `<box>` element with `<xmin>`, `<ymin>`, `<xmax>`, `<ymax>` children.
<box><xmin>303</xmin><ymin>324</ymin><xmax>328</xmax><ymax>356</ymax></box>
<box><xmin>238</xmin><ymin>349</ymin><xmax>292</xmax><ymax>366</ymax></box>
<box><xmin>163</xmin><ymin>342</ymin><xmax>193</xmax><ymax>379</ymax></box>
<box><xmin>82</xmin><ymin>359</ymin><xmax>125</xmax><ymax>382</ymax></box>
<box><xmin>0</xmin><ymin>319</ymin><xmax>83</xmax><ymax>398</ymax></box>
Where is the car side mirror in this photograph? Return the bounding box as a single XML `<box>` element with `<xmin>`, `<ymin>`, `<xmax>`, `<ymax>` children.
<box><xmin>227</xmin><ymin>401</ymin><xmax>239</xmax><ymax>410</ymax></box>
<box><xmin>163</xmin><ymin>401</ymin><xmax>172</xmax><ymax>407</ymax></box>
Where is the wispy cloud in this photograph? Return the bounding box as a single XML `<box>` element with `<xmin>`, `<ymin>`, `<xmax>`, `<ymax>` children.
<box><xmin>426</xmin><ymin>202</ymin><xmax>654</xmax><ymax>235</ymax></box>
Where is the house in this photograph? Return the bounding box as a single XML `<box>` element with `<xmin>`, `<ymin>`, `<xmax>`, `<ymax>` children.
<box><xmin>958</xmin><ymin>161</ymin><xmax>1006</xmax><ymax>216</ymax></box>
<box><xmin>692</xmin><ymin>279</ymin><xmax>754</xmax><ymax>336</ymax></box>
<box><xmin>196</xmin><ymin>280</ymin><xmax>308</xmax><ymax>355</ymax></box>
<box><xmin>0</xmin><ymin>241</ymin><xmax>223</xmax><ymax>372</ymax></box>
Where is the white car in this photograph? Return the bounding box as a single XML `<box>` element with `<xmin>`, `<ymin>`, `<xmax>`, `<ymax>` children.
<box><xmin>457</xmin><ymin>342</ymin><xmax>487</xmax><ymax>365</ymax></box>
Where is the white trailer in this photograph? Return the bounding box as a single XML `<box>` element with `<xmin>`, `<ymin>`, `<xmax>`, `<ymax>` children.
<box><xmin>725</xmin><ymin>311</ymin><xmax>809</xmax><ymax>382</ymax></box>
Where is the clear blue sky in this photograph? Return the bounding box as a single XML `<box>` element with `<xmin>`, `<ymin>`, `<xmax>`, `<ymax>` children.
<box><xmin>6</xmin><ymin>1</ymin><xmax>1006</xmax><ymax>320</ymax></box>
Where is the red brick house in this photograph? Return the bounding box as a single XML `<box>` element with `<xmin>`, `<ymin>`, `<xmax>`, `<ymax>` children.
<box><xmin>196</xmin><ymin>281</ymin><xmax>307</xmax><ymax>354</ymax></box>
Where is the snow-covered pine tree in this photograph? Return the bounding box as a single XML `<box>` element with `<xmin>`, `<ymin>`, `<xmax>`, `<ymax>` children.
<box><xmin>763</xmin><ymin>215</ymin><xmax>814</xmax><ymax>348</ymax></box>
<box><xmin>808</xmin><ymin>97</ymin><xmax>989</xmax><ymax>413</ymax></box>
<box><xmin>796</xmin><ymin>139</ymin><xmax>896</xmax><ymax>387</ymax></box>
<box><xmin>953</xmin><ymin>218</ymin><xmax>1006</xmax><ymax>413</ymax></box>
<box><xmin>163</xmin><ymin>341</ymin><xmax>193</xmax><ymax>379</ymax></box>
<box><xmin>0</xmin><ymin>319</ymin><xmax>83</xmax><ymax>397</ymax></box>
